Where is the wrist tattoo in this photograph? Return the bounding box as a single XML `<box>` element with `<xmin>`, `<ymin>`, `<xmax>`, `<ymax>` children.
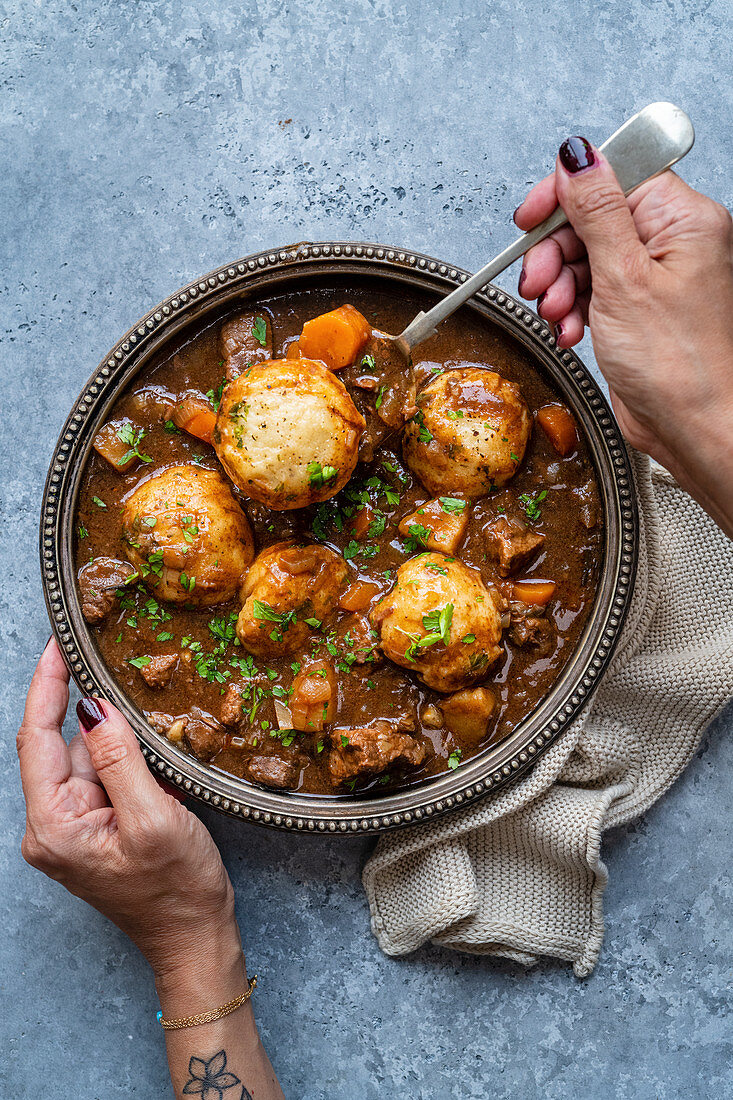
<box><xmin>182</xmin><ymin>1049</ymin><xmax>252</xmax><ymax>1099</ymax></box>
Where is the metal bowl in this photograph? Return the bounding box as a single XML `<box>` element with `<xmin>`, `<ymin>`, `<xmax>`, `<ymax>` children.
<box><xmin>40</xmin><ymin>241</ymin><xmax>638</xmax><ymax>836</ymax></box>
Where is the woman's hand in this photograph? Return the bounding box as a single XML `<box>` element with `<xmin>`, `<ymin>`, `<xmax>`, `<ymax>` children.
<box><xmin>18</xmin><ymin>639</ymin><xmax>284</xmax><ymax>1098</ymax></box>
<box><xmin>516</xmin><ymin>137</ymin><xmax>733</xmax><ymax>536</ymax></box>
<box><xmin>17</xmin><ymin>638</ymin><xmax>239</xmax><ymax>980</ymax></box>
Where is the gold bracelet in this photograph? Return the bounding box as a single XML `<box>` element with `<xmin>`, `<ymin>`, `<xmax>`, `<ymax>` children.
<box><xmin>157</xmin><ymin>976</ymin><xmax>257</xmax><ymax>1031</ymax></box>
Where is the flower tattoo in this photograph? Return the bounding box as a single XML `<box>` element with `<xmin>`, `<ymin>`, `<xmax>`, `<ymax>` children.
<box><xmin>182</xmin><ymin>1049</ymin><xmax>252</xmax><ymax>1100</ymax></box>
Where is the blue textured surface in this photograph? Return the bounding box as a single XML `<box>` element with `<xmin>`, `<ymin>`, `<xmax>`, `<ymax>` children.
<box><xmin>2</xmin><ymin>2</ymin><xmax>732</xmax><ymax>1097</ymax></box>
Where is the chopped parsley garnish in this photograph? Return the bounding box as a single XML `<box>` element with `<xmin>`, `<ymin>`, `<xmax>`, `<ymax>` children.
<box><xmin>163</xmin><ymin>420</ymin><xmax>181</xmax><ymax>434</ymax></box>
<box><xmin>404</xmin><ymin>603</ymin><xmax>453</xmax><ymax>660</ymax></box>
<box><xmin>206</xmin><ymin>375</ymin><xmax>227</xmax><ymax>412</ymax></box>
<box><xmin>439</xmin><ymin>497</ymin><xmax>466</xmax><ymax>515</ymax></box>
<box><xmin>447</xmin><ymin>748</ymin><xmax>463</xmax><ymax>770</ymax></box>
<box><xmin>462</xmin><ymin>633</ymin><xmax>476</xmax><ymax>644</ymax></box>
<box><xmin>78</xmin><ymin>524</ymin><xmax>88</xmax><ymax>540</ymax></box>
<box><xmin>307</xmin><ymin>461</ymin><xmax>338</xmax><ymax>489</ymax></box>
<box><xmin>375</xmin><ymin>385</ymin><xmax>386</xmax><ymax>410</ymax></box>
<box><xmin>179</xmin><ymin>572</ymin><xmax>196</xmax><ymax>593</ymax></box>
<box><xmin>519</xmin><ymin>489</ymin><xmax>548</xmax><ymax>523</ymax></box>
<box><xmin>360</xmin><ymin>354</ymin><xmax>376</xmax><ymax>371</ymax></box>
<box><xmin>92</xmin><ymin>496</ymin><xmax>106</xmax><ymax>509</ymax></box>
<box><xmin>116</xmin><ymin>422</ymin><xmax>152</xmax><ymax>465</ymax></box>
<box><xmin>367</xmin><ymin>513</ymin><xmax>386</xmax><ymax>538</ymax></box>
<box><xmin>411</xmin><ymin>409</ymin><xmax>433</xmax><ymax>444</ymax></box>
<box><xmin>404</xmin><ymin>523</ymin><xmax>432</xmax><ymax>551</ymax></box>
<box><xmin>129</xmin><ymin>655</ymin><xmax>152</xmax><ymax>669</ymax></box>
<box><xmin>510</xmin><ymin>452</ymin><xmax>520</xmax><ymax>463</ymax></box>
<box><xmin>252</xmin><ymin>315</ymin><xmax>268</xmax><ymax>346</ymax></box>
<box><xmin>446</xmin><ymin>410</ymin><xmax>464</xmax><ymax>420</ymax></box>
<box><xmin>140</xmin><ymin>550</ymin><xmax>164</xmax><ymax>578</ymax></box>
<box><xmin>340</xmin><ymin>734</ymin><xmax>350</xmax><ymax>747</ymax></box>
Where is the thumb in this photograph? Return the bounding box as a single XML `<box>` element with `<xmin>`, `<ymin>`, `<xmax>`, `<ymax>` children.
<box><xmin>77</xmin><ymin>697</ymin><xmax>165</xmax><ymax>830</ymax></box>
<box><xmin>554</xmin><ymin>136</ymin><xmax>648</xmax><ymax>285</ymax></box>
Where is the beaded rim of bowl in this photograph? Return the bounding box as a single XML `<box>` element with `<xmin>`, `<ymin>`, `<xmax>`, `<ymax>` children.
<box><xmin>40</xmin><ymin>241</ymin><xmax>638</xmax><ymax>835</ymax></box>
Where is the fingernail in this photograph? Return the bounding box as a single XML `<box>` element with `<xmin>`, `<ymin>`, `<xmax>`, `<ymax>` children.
<box><xmin>77</xmin><ymin>697</ymin><xmax>106</xmax><ymax>732</ymax></box>
<box><xmin>43</xmin><ymin>635</ymin><xmax>53</xmax><ymax>652</ymax></box>
<box><xmin>555</xmin><ymin>322</ymin><xmax>565</xmax><ymax>343</ymax></box>
<box><xmin>559</xmin><ymin>136</ymin><xmax>595</xmax><ymax>174</ymax></box>
<box><xmin>518</xmin><ymin>267</ymin><xmax>526</xmax><ymax>293</ymax></box>
<box><xmin>537</xmin><ymin>291</ymin><xmax>546</xmax><ymax>312</ymax></box>
<box><xmin>513</xmin><ymin>203</ymin><xmax>524</xmax><ymax>226</ymax></box>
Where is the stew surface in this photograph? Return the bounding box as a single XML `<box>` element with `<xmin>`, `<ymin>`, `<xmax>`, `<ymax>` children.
<box><xmin>75</xmin><ymin>279</ymin><xmax>603</xmax><ymax>796</ymax></box>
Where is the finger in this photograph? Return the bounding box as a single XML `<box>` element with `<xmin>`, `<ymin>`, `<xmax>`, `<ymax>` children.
<box><xmin>519</xmin><ymin>237</ymin><xmax>563</xmax><ymax>299</ymax></box>
<box><xmin>538</xmin><ymin>265</ymin><xmax>577</xmax><ymax>324</ymax></box>
<box><xmin>514</xmin><ymin>173</ymin><xmax>557</xmax><ymax>230</ymax></box>
<box><xmin>77</xmin><ymin>697</ymin><xmax>166</xmax><ymax>833</ymax></box>
<box><xmin>554</xmin><ymin>137</ymin><xmax>648</xmax><ymax>284</ymax></box>
<box><xmin>550</xmin><ymin>299</ymin><xmax>585</xmax><ymax>349</ymax></box>
<box><xmin>69</xmin><ymin>732</ymin><xmax>104</xmax><ymax>786</ymax></box>
<box><xmin>17</xmin><ymin>639</ymin><xmax>72</xmax><ymax>818</ymax></box>
<box><xmin>519</xmin><ymin>227</ymin><xmax>587</xmax><ymax>298</ymax></box>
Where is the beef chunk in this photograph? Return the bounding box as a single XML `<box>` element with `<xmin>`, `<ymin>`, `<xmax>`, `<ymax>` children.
<box><xmin>245</xmin><ymin>755</ymin><xmax>299</xmax><ymax>790</ymax></box>
<box><xmin>78</xmin><ymin>557</ymin><xmax>136</xmax><ymax>624</ymax></box>
<box><xmin>486</xmin><ymin>516</ymin><xmax>545</xmax><ymax>577</ymax></box>
<box><xmin>184</xmin><ymin>709</ymin><xmax>224</xmax><ymax>760</ymax></box>
<box><xmin>220</xmin><ymin>311</ymin><xmax>273</xmax><ymax>379</ymax></box>
<box><xmin>508</xmin><ymin>616</ymin><xmax>553</xmax><ymax>653</ymax></box>
<box><xmin>327</xmin><ymin>722</ymin><xmax>427</xmax><ymax>787</ymax></box>
<box><xmin>220</xmin><ymin>683</ymin><xmax>245</xmax><ymax>728</ymax></box>
<box><xmin>138</xmin><ymin>654</ymin><xmax>179</xmax><ymax>689</ymax></box>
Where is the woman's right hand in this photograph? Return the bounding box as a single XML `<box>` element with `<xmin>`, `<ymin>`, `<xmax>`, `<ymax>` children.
<box><xmin>516</xmin><ymin>137</ymin><xmax>733</xmax><ymax>537</ymax></box>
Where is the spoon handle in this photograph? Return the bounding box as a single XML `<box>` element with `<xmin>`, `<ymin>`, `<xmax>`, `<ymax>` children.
<box><xmin>398</xmin><ymin>101</ymin><xmax>695</xmax><ymax>353</ymax></box>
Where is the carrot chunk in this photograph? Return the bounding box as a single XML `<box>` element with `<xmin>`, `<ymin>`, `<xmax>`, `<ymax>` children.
<box><xmin>171</xmin><ymin>397</ymin><xmax>217</xmax><ymax>444</ymax></box>
<box><xmin>298</xmin><ymin>304</ymin><xmax>372</xmax><ymax>370</ymax></box>
<box><xmin>512</xmin><ymin>579</ymin><xmax>557</xmax><ymax>606</ymax></box>
<box><xmin>536</xmin><ymin>404</ymin><xmax>578</xmax><ymax>456</ymax></box>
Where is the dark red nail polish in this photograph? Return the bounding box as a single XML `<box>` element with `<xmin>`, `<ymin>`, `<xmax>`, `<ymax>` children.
<box><xmin>559</xmin><ymin>136</ymin><xmax>595</xmax><ymax>173</ymax></box>
<box><xmin>77</xmin><ymin>697</ymin><xmax>106</xmax><ymax>731</ymax></box>
<box><xmin>518</xmin><ymin>268</ymin><xmax>526</xmax><ymax>292</ymax></box>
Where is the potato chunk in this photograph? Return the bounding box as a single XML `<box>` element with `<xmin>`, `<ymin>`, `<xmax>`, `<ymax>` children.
<box><xmin>442</xmin><ymin>687</ymin><xmax>496</xmax><ymax>743</ymax></box>
<box><xmin>398</xmin><ymin>496</ymin><xmax>470</xmax><ymax>555</ymax></box>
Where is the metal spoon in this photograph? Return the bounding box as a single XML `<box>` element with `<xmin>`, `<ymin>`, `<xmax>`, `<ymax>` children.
<box><xmin>388</xmin><ymin>101</ymin><xmax>694</xmax><ymax>361</ymax></box>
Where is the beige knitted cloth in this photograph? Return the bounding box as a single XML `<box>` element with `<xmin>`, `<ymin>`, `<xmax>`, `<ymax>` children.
<box><xmin>362</xmin><ymin>452</ymin><xmax>733</xmax><ymax>976</ymax></box>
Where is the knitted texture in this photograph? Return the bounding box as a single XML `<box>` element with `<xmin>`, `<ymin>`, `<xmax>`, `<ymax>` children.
<box><xmin>362</xmin><ymin>452</ymin><xmax>733</xmax><ymax>976</ymax></box>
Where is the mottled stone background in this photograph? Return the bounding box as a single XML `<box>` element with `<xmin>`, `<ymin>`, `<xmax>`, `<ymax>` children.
<box><xmin>1</xmin><ymin>1</ymin><xmax>731</xmax><ymax>1096</ymax></box>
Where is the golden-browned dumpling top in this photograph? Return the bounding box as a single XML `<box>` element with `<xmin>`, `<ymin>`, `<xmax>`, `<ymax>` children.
<box><xmin>370</xmin><ymin>552</ymin><xmax>503</xmax><ymax>692</ymax></box>
<box><xmin>214</xmin><ymin>359</ymin><xmax>365</xmax><ymax>510</ymax></box>
<box><xmin>122</xmin><ymin>465</ymin><xmax>254</xmax><ymax>606</ymax></box>
<box><xmin>403</xmin><ymin>367</ymin><xmax>531</xmax><ymax>497</ymax></box>
<box><xmin>237</xmin><ymin>541</ymin><xmax>349</xmax><ymax>658</ymax></box>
